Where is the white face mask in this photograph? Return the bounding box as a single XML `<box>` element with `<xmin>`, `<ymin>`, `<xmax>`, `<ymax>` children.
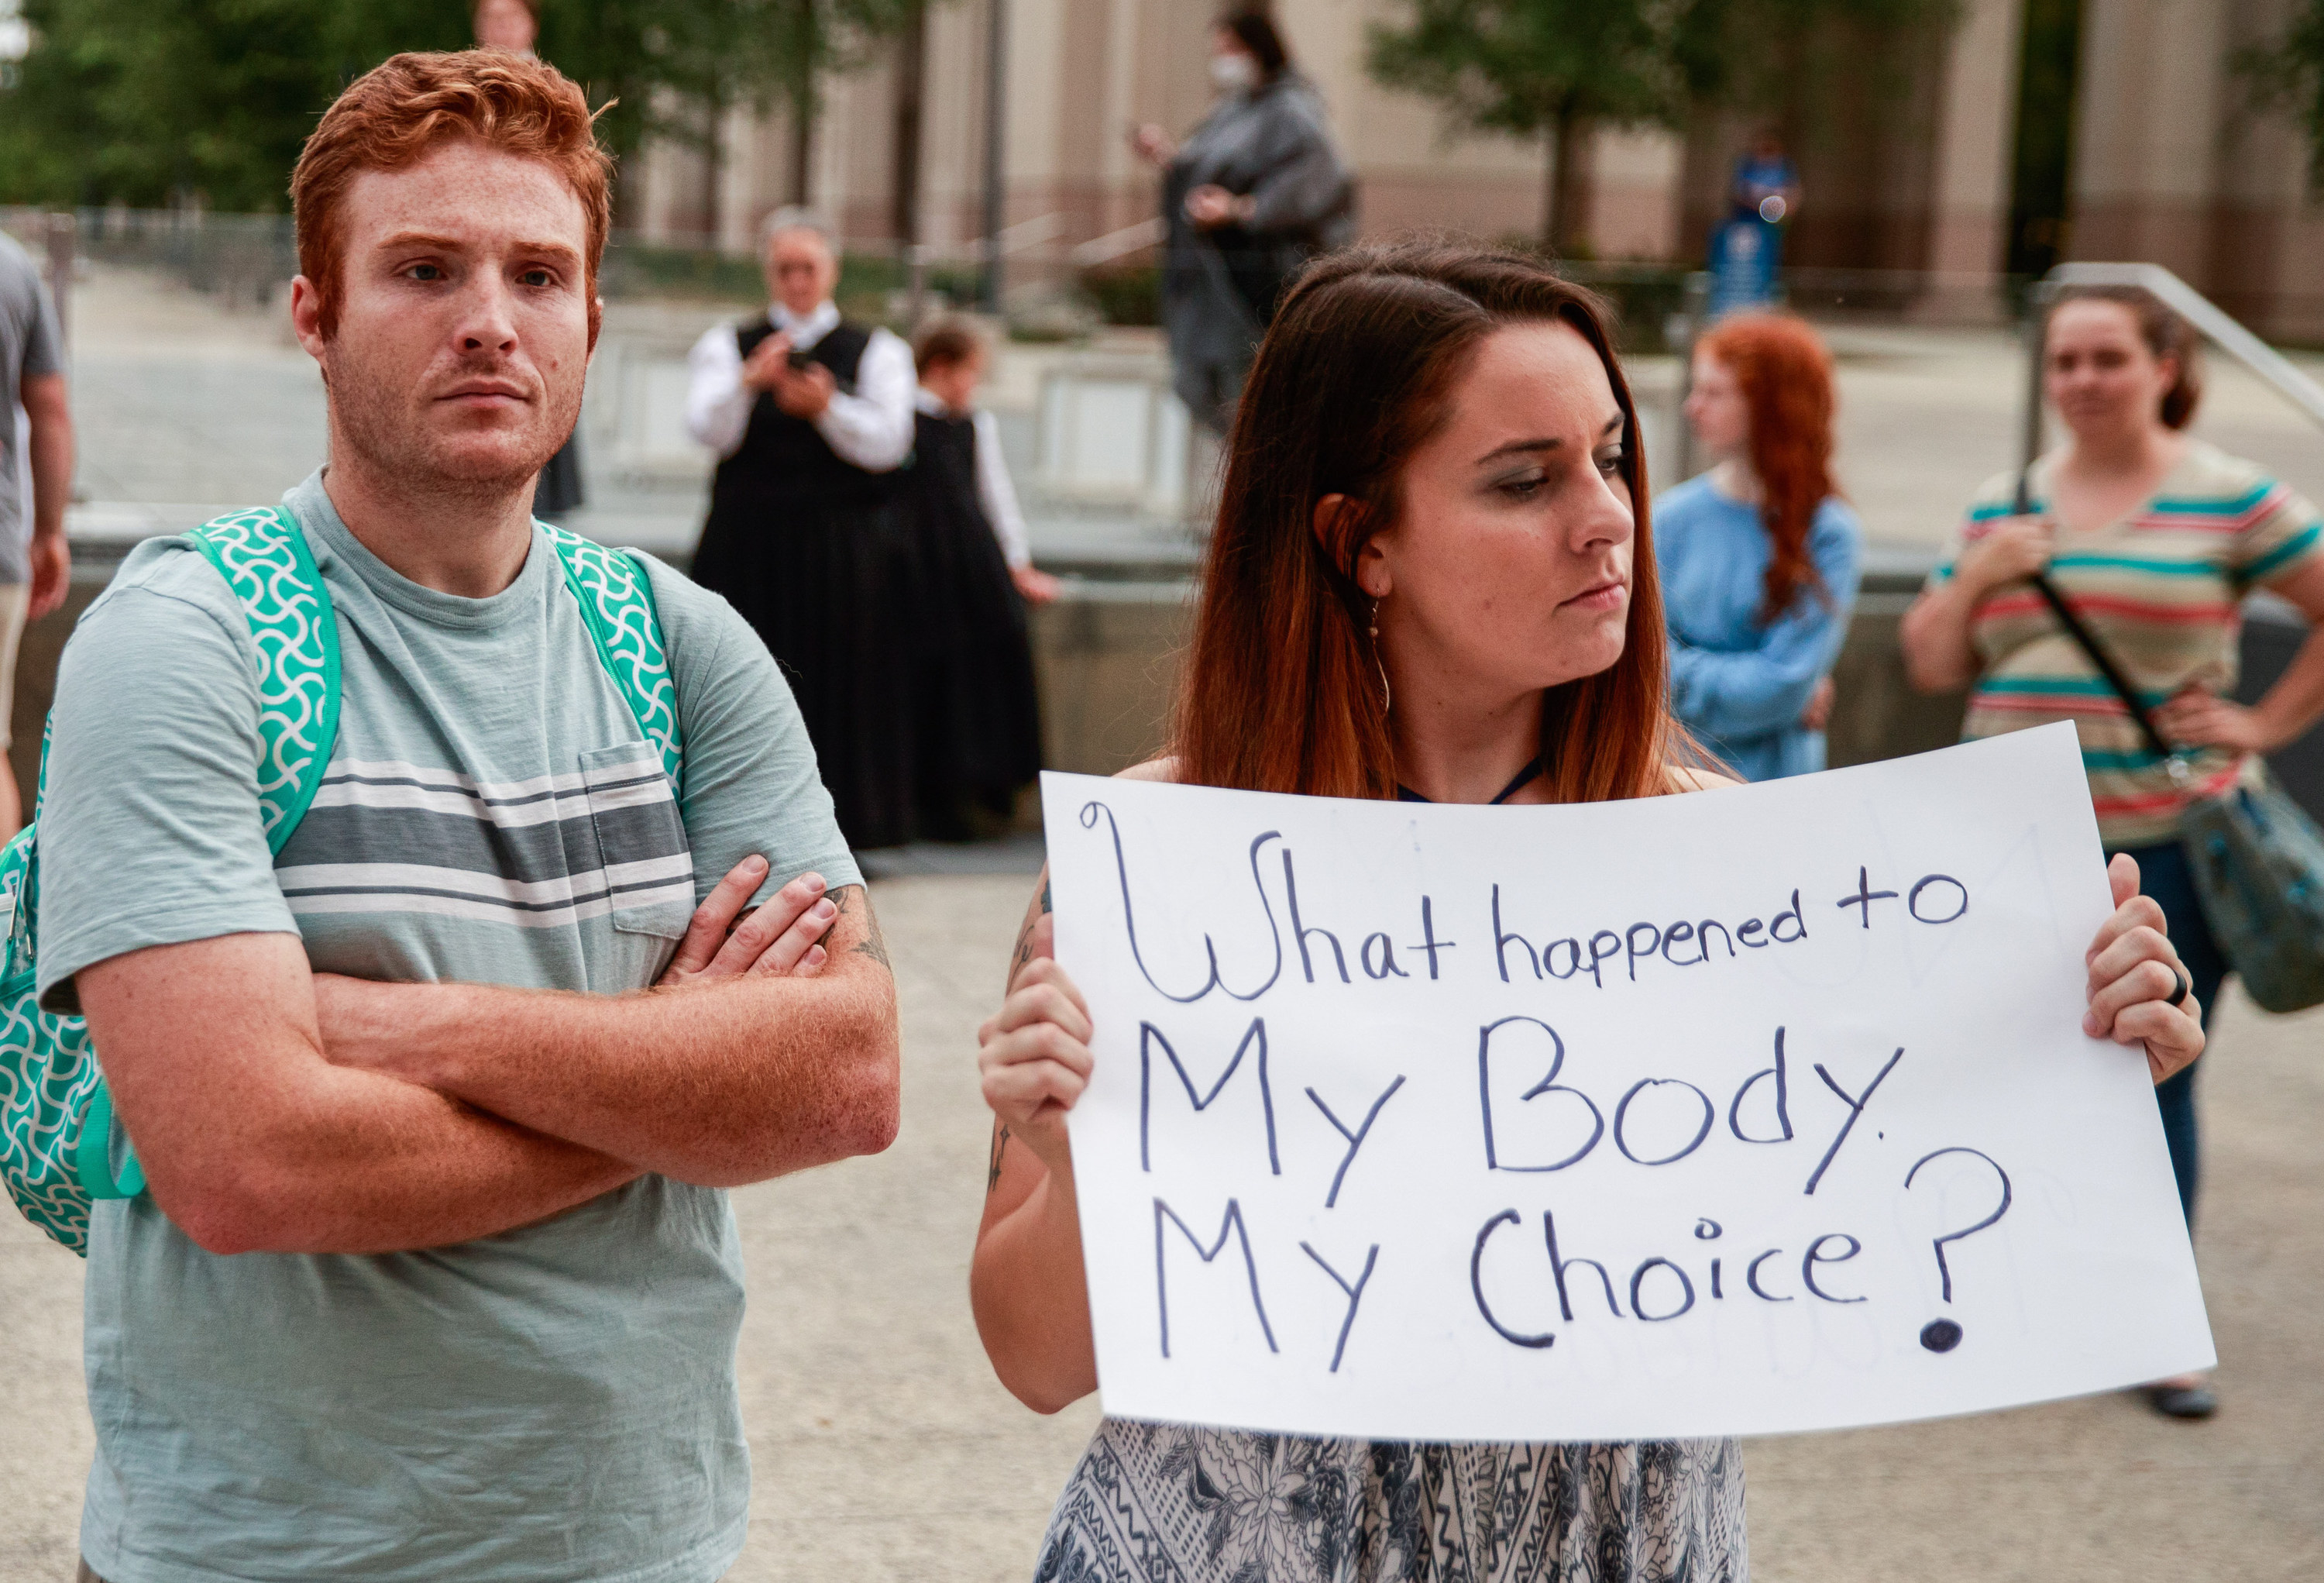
<box><xmin>1209</xmin><ymin>51</ymin><xmax>1259</xmax><ymax>91</ymax></box>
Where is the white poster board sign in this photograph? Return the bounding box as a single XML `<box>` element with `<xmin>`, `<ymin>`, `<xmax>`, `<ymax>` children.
<box><xmin>1044</xmin><ymin>724</ymin><xmax>2213</xmax><ymax>1443</ymax></box>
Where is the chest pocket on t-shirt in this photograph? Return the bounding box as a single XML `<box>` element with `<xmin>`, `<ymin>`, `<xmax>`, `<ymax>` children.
<box><xmin>579</xmin><ymin>742</ymin><xmax>695</xmax><ymax>939</ymax></box>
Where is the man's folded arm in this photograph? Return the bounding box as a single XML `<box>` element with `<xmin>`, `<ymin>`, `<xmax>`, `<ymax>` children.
<box><xmin>80</xmin><ymin>931</ymin><xmax>641</xmax><ymax>1257</ymax></box>
<box><xmin>312</xmin><ymin>883</ymin><xmax>901</xmax><ymax>1189</ymax></box>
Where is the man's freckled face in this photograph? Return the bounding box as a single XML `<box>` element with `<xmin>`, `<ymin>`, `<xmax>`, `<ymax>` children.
<box><xmin>313</xmin><ymin>138</ymin><xmax>593</xmax><ymax>490</ymax></box>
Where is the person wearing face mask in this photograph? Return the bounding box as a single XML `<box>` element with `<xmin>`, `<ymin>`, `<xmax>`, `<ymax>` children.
<box><xmin>1901</xmin><ymin>284</ymin><xmax>2324</xmax><ymax>1422</ymax></box>
<box><xmin>1657</xmin><ymin>311</ymin><xmax>1862</xmax><ymax>780</ymax></box>
<box><xmin>1129</xmin><ymin>8</ymin><xmax>1353</xmax><ymax>433</ymax></box>
<box><xmin>970</xmin><ymin>242</ymin><xmax>2205</xmax><ymax>1583</ymax></box>
<box><xmin>686</xmin><ymin>208</ymin><xmax>919</xmax><ymax>847</ymax></box>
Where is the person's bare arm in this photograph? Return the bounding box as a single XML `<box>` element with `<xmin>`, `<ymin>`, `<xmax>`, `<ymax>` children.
<box><xmin>20</xmin><ymin>371</ymin><xmax>71</xmax><ymax>619</ymax></box>
<box><xmin>80</xmin><ymin>856</ymin><xmax>844</xmax><ymax>1256</ymax></box>
<box><xmin>971</xmin><ymin>869</ymin><xmax>1102</xmax><ymax>1413</ymax></box>
<box><xmin>313</xmin><ymin>883</ymin><xmax>899</xmax><ymax>1188</ymax></box>
<box><xmin>2157</xmin><ymin>556</ymin><xmax>2324</xmax><ymax>753</ymax></box>
<box><xmin>968</xmin><ymin>758</ymin><xmax>1171</xmax><ymax>1409</ymax></box>
<box><xmin>82</xmin><ymin>931</ymin><xmax>639</xmax><ymax>1257</ymax></box>
<box><xmin>1899</xmin><ymin>516</ymin><xmax>2051</xmax><ymax>693</ymax></box>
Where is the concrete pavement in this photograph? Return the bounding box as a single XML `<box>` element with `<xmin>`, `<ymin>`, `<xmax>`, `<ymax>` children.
<box><xmin>3</xmin><ymin>870</ymin><xmax>2320</xmax><ymax>1581</ymax></box>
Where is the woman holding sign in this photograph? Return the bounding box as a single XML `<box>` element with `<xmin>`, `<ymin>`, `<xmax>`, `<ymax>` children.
<box><xmin>976</xmin><ymin>243</ymin><xmax>2205</xmax><ymax>1580</ymax></box>
<box><xmin>1900</xmin><ymin>284</ymin><xmax>2324</xmax><ymax>1421</ymax></box>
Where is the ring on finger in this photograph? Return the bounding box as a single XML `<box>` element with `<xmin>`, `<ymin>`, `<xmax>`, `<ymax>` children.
<box><xmin>2167</xmin><ymin>965</ymin><xmax>2191</xmax><ymax>1009</ymax></box>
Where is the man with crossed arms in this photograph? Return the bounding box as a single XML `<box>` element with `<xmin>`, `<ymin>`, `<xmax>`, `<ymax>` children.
<box><xmin>40</xmin><ymin>50</ymin><xmax>897</xmax><ymax>1583</ymax></box>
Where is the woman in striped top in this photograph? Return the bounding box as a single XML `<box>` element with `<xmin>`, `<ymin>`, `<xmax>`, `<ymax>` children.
<box><xmin>1899</xmin><ymin>284</ymin><xmax>2324</xmax><ymax>1421</ymax></box>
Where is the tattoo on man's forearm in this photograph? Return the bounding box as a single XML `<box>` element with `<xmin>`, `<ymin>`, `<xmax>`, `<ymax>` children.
<box><xmin>825</xmin><ymin>885</ymin><xmax>892</xmax><ymax>970</ymax></box>
<box><xmin>987</xmin><ymin>1124</ymin><xmax>1011</xmax><ymax>1192</ymax></box>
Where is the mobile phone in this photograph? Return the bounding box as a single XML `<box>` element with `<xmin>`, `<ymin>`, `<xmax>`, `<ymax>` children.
<box><xmin>786</xmin><ymin>349</ymin><xmax>815</xmax><ymax>372</ymax></box>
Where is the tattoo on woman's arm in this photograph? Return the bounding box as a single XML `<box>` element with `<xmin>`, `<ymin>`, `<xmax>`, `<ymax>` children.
<box><xmin>987</xmin><ymin>1124</ymin><xmax>1011</xmax><ymax>1192</ymax></box>
<box><xmin>1006</xmin><ymin>877</ymin><xmax>1054</xmax><ymax>987</ymax></box>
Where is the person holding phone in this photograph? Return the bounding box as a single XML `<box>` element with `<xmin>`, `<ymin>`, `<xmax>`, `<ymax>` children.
<box><xmin>1899</xmin><ymin>283</ymin><xmax>2324</xmax><ymax>1420</ymax></box>
<box><xmin>686</xmin><ymin>208</ymin><xmax>919</xmax><ymax>847</ymax></box>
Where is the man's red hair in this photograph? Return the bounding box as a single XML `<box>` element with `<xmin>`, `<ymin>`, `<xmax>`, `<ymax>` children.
<box><xmin>290</xmin><ymin>50</ymin><xmax>611</xmax><ymax>339</ymax></box>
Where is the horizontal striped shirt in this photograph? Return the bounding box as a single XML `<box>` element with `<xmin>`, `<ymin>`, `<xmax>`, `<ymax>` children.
<box><xmin>275</xmin><ymin>749</ymin><xmax>697</xmax><ymax>928</ymax></box>
<box><xmin>1934</xmin><ymin>440</ymin><xmax>2322</xmax><ymax>847</ymax></box>
<box><xmin>37</xmin><ymin>472</ymin><xmax>861</xmax><ymax>1583</ymax></box>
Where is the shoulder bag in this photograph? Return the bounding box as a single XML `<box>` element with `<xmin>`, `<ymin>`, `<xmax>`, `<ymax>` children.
<box><xmin>2013</xmin><ymin>473</ymin><xmax>2324</xmax><ymax>1013</ymax></box>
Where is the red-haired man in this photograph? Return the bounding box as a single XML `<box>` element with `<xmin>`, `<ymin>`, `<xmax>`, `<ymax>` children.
<box><xmin>37</xmin><ymin>52</ymin><xmax>898</xmax><ymax>1583</ymax></box>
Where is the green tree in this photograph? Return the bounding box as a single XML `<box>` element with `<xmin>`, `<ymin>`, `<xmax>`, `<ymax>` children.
<box><xmin>0</xmin><ymin>0</ymin><xmax>476</xmax><ymax>208</ymax></box>
<box><xmin>2238</xmin><ymin>0</ymin><xmax>2324</xmax><ymax>188</ymax></box>
<box><xmin>1367</xmin><ymin>0</ymin><xmax>1678</xmax><ymax>255</ymax></box>
<box><xmin>0</xmin><ymin>0</ymin><xmax>917</xmax><ymax>212</ymax></box>
<box><xmin>545</xmin><ymin>0</ymin><xmax>917</xmax><ymax>205</ymax></box>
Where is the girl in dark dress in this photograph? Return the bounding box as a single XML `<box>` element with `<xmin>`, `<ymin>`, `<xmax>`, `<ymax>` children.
<box><xmin>906</xmin><ymin>320</ymin><xmax>1059</xmax><ymax>837</ymax></box>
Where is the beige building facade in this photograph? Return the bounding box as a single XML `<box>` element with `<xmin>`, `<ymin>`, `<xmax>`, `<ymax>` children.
<box><xmin>627</xmin><ymin>0</ymin><xmax>1685</xmax><ymax>269</ymax></box>
<box><xmin>627</xmin><ymin>0</ymin><xmax>2324</xmax><ymax>338</ymax></box>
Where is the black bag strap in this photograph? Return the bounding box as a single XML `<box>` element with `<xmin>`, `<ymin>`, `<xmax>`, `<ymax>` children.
<box><xmin>2013</xmin><ymin>470</ymin><xmax>2179</xmax><ymax>765</ymax></box>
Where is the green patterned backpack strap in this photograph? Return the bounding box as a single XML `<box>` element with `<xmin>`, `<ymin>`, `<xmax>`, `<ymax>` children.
<box><xmin>82</xmin><ymin>509</ymin><xmax>337</xmax><ymax>1194</ymax></box>
<box><xmin>0</xmin><ymin>508</ymin><xmax>339</xmax><ymax>1252</ymax></box>
<box><xmin>183</xmin><ymin>507</ymin><xmax>344</xmax><ymax>852</ymax></box>
<box><xmin>541</xmin><ymin>523</ymin><xmax>684</xmax><ymax>793</ymax></box>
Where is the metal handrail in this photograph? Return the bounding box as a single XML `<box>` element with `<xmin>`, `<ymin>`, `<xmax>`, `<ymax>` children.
<box><xmin>2020</xmin><ymin>261</ymin><xmax>2324</xmax><ymax>473</ymax></box>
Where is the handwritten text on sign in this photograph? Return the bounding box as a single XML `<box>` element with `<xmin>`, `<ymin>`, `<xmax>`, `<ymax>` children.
<box><xmin>1045</xmin><ymin>724</ymin><xmax>2213</xmax><ymax>1443</ymax></box>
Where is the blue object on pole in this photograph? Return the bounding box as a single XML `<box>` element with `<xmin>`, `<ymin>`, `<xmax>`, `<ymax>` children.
<box><xmin>1707</xmin><ymin>216</ymin><xmax>1780</xmax><ymax>318</ymax></box>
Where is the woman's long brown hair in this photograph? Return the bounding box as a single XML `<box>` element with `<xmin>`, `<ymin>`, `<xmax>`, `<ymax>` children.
<box><xmin>1170</xmin><ymin>239</ymin><xmax>1689</xmax><ymax>804</ymax></box>
<box><xmin>1695</xmin><ymin>311</ymin><xmax>1838</xmax><ymax>626</ymax></box>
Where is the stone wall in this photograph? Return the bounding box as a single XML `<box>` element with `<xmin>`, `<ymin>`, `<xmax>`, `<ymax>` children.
<box><xmin>16</xmin><ymin>559</ymin><xmax>2318</xmax><ymax>828</ymax></box>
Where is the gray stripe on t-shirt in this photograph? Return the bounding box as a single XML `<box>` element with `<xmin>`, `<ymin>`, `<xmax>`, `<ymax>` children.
<box><xmin>281</xmin><ymin>797</ymin><xmax>686</xmax><ymax>878</ymax></box>
<box><xmin>273</xmin><ymin>746</ymin><xmax>690</xmax><ymax>925</ymax></box>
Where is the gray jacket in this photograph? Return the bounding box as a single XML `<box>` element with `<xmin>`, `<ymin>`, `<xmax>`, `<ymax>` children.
<box><xmin>1162</xmin><ymin>73</ymin><xmax>1353</xmax><ymax>365</ymax></box>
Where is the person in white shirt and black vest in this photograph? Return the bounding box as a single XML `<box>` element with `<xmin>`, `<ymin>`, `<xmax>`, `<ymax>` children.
<box><xmin>686</xmin><ymin>208</ymin><xmax>917</xmax><ymax>846</ymax></box>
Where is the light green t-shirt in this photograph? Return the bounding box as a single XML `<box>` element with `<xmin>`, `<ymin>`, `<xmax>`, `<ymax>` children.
<box><xmin>38</xmin><ymin>471</ymin><xmax>861</xmax><ymax>1583</ymax></box>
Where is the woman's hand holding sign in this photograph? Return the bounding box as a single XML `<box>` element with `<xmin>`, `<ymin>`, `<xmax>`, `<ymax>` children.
<box><xmin>2084</xmin><ymin>852</ymin><xmax>2205</xmax><ymax>1084</ymax></box>
<box><xmin>978</xmin><ymin>906</ymin><xmax>1095</xmax><ymax>1181</ymax></box>
<box><xmin>972</xmin><ymin>874</ymin><xmax>1105</xmax><ymax>1414</ymax></box>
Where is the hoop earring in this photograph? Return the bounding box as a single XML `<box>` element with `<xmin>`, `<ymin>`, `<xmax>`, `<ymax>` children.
<box><xmin>1368</xmin><ymin>598</ymin><xmax>1392</xmax><ymax>715</ymax></box>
